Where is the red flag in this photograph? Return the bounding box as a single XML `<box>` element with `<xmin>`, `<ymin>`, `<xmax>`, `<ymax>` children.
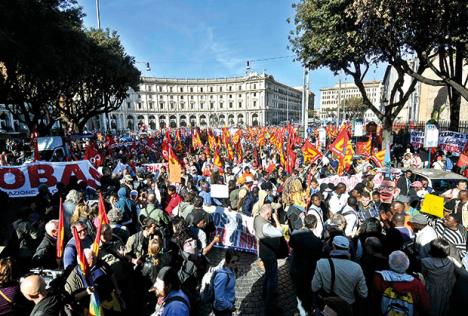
<box><xmin>161</xmin><ymin>140</ymin><xmax>169</xmax><ymax>161</ymax></box>
<box><xmin>192</xmin><ymin>130</ymin><xmax>203</xmax><ymax>150</ymax></box>
<box><xmin>72</xmin><ymin>226</ymin><xmax>89</xmax><ymax>278</ymax></box>
<box><xmin>371</xmin><ymin>149</ymin><xmax>386</xmax><ymax>167</ymax></box>
<box><xmin>98</xmin><ymin>193</ymin><xmax>109</xmax><ymax>225</ymax></box>
<box><xmin>328</xmin><ymin>127</ymin><xmax>350</xmax><ymax>159</ymax></box>
<box><xmin>253</xmin><ymin>146</ymin><xmax>259</xmax><ymax>167</ymax></box>
<box><xmin>84</xmin><ymin>141</ymin><xmax>103</xmax><ymax>167</ymax></box>
<box><xmin>356</xmin><ymin>137</ymin><xmax>371</xmax><ymax>156</ymax></box>
<box><xmin>56</xmin><ymin>197</ymin><xmax>65</xmax><ymax>259</ymax></box>
<box><xmin>286</xmin><ymin>146</ymin><xmax>296</xmax><ymax>174</ymax></box>
<box><xmin>235</xmin><ymin>142</ymin><xmax>243</xmax><ymax>163</ymax></box>
<box><xmin>31</xmin><ymin>130</ymin><xmax>40</xmax><ymax>161</ymax></box>
<box><xmin>92</xmin><ymin>219</ymin><xmax>102</xmax><ymax>256</ymax></box>
<box><xmin>301</xmin><ymin>140</ymin><xmax>322</xmax><ymax>164</ymax></box>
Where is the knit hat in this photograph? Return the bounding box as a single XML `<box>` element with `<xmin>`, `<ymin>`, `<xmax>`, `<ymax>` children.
<box><xmin>332</xmin><ymin>236</ymin><xmax>349</xmax><ymax>249</ymax></box>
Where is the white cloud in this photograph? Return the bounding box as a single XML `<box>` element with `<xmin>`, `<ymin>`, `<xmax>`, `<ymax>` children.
<box><xmin>203</xmin><ymin>26</ymin><xmax>245</xmax><ymax>72</ymax></box>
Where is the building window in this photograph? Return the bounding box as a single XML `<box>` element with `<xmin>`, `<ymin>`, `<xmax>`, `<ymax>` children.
<box><xmin>238</xmin><ymin>102</ymin><xmax>242</xmax><ymax>108</ymax></box>
<box><xmin>210</xmin><ymin>87</ymin><xmax>213</xmax><ymax>92</ymax></box>
<box><xmin>149</xmin><ymin>102</ymin><xmax>153</xmax><ymax>109</ymax></box>
<box><xmin>169</xmin><ymin>87</ymin><xmax>173</xmax><ymax>92</ymax></box>
<box><xmin>170</xmin><ymin>95</ymin><xmax>174</xmax><ymax>100</ymax></box>
<box><xmin>229</xmin><ymin>102</ymin><xmax>233</xmax><ymax>109</ymax></box>
<box><xmin>138</xmin><ymin>94</ymin><xmax>141</xmax><ymax>99</ymax></box>
<box><xmin>138</xmin><ymin>102</ymin><xmax>142</xmax><ymax>109</ymax></box>
<box><xmin>229</xmin><ymin>86</ymin><xmax>232</xmax><ymax>91</ymax></box>
<box><xmin>200</xmin><ymin>87</ymin><xmax>203</xmax><ymax>92</ymax></box>
<box><xmin>200</xmin><ymin>102</ymin><xmax>204</xmax><ymax>110</ymax></box>
<box><xmin>210</xmin><ymin>95</ymin><xmax>213</xmax><ymax>99</ymax></box>
<box><xmin>160</xmin><ymin>95</ymin><xmax>163</xmax><ymax>99</ymax></box>
<box><xmin>150</xmin><ymin>94</ymin><xmax>154</xmax><ymax>100</ymax></box>
<box><xmin>219</xmin><ymin>86</ymin><xmax>223</xmax><ymax>92</ymax></box>
<box><xmin>159</xmin><ymin>86</ymin><xmax>162</xmax><ymax>92</ymax></box>
<box><xmin>180</xmin><ymin>87</ymin><xmax>183</xmax><ymax>92</ymax></box>
<box><xmin>180</xmin><ymin>96</ymin><xmax>184</xmax><ymax>100</ymax></box>
<box><xmin>239</xmin><ymin>94</ymin><xmax>242</xmax><ymax>98</ymax></box>
<box><xmin>191</xmin><ymin>96</ymin><xmax>194</xmax><ymax>100</ymax></box>
<box><xmin>160</xmin><ymin>102</ymin><xmax>164</xmax><ymax>109</ymax></box>
<box><xmin>220</xmin><ymin>102</ymin><xmax>223</xmax><ymax>109</ymax></box>
<box><xmin>253</xmin><ymin>101</ymin><xmax>257</xmax><ymax>107</ymax></box>
<box><xmin>238</xmin><ymin>85</ymin><xmax>242</xmax><ymax>90</ymax></box>
<box><xmin>220</xmin><ymin>95</ymin><xmax>223</xmax><ymax>99</ymax></box>
<box><xmin>127</xmin><ymin>102</ymin><xmax>131</xmax><ymax>109</ymax></box>
<box><xmin>229</xmin><ymin>94</ymin><xmax>232</xmax><ymax>99</ymax></box>
<box><xmin>170</xmin><ymin>103</ymin><xmax>175</xmax><ymax>110</ymax></box>
<box><xmin>253</xmin><ymin>84</ymin><xmax>256</xmax><ymax>89</ymax></box>
<box><xmin>210</xmin><ymin>102</ymin><xmax>214</xmax><ymax>109</ymax></box>
<box><xmin>190</xmin><ymin>87</ymin><xmax>193</xmax><ymax>92</ymax></box>
<box><xmin>180</xmin><ymin>103</ymin><xmax>184</xmax><ymax>109</ymax></box>
<box><xmin>253</xmin><ymin>92</ymin><xmax>257</xmax><ymax>97</ymax></box>
<box><xmin>147</xmin><ymin>85</ymin><xmax>152</xmax><ymax>92</ymax></box>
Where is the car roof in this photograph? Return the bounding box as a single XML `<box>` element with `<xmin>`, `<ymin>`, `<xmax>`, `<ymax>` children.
<box><xmin>409</xmin><ymin>168</ymin><xmax>468</xmax><ymax>181</ymax></box>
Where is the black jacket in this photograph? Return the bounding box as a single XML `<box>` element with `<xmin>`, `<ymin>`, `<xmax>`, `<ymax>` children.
<box><xmin>32</xmin><ymin>234</ymin><xmax>57</xmax><ymax>269</ymax></box>
<box><xmin>30</xmin><ymin>295</ymin><xmax>62</xmax><ymax>316</ymax></box>
<box><xmin>289</xmin><ymin>229</ymin><xmax>322</xmax><ymax>276</ymax></box>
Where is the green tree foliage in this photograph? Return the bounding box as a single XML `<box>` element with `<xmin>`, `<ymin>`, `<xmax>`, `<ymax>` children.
<box><xmin>59</xmin><ymin>29</ymin><xmax>140</xmax><ymax>132</ymax></box>
<box><xmin>341</xmin><ymin>96</ymin><xmax>365</xmax><ymax>119</ymax></box>
<box><xmin>0</xmin><ymin>0</ymin><xmax>140</xmax><ymax>135</ymax></box>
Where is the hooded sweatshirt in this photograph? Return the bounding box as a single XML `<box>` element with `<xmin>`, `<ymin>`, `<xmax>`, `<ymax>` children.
<box><xmin>373</xmin><ymin>270</ymin><xmax>430</xmax><ymax>316</ymax></box>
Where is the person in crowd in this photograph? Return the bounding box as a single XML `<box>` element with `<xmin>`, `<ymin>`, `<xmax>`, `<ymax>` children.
<box><xmin>254</xmin><ymin>204</ymin><xmax>284</xmax><ymax>315</ymax></box>
<box><xmin>372</xmin><ymin>250</ymin><xmax>430</xmax><ymax>316</ymax></box>
<box><xmin>213</xmin><ymin>250</ymin><xmax>238</xmax><ymax>316</ymax></box>
<box><xmin>307</xmin><ymin>194</ymin><xmax>324</xmax><ymax>238</ymax></box>
<box><xmin>32</xmin><ymin>220</ymin><xmax>59</xmax><ymax>269</ymax></box>
<box><xmin>125</xmin><ymin>217</ymin><xmax>159</xmax><ymax>267</ymax></box>
<box><xmin>238</xmin><ymin>176</ymin><xmax>255</xmax><ymax>216</ymax></box>
<box><xmin>150</xmin><ymin>267</ymin><xmax>190</xmax><ymax>316</ymax></box>
<box><xmin>360</xmin><ymin>237</ymin><xmax>388</xmax><ymax>286</ymax></box>
<box><xmin>337</xmin><ymin>196</ymin><xmax>359</xmax><ymax>237</ymax></box>
<box><xmin>328</xmin><ymin>183</ymin><xmax>349</xmax><ymax>216</ymax></box>
<box><xmin>177</xmin><ymin>192</ymin><xmax>196</xmax><ymax>220</ymax></box>
<box><xmin>0</xmin><ymin>258</ymin><xmax>20</xmax><ymax>316</ymax></box>
<box><xmin>117</xmin><ymin>187</ymin><xmax>138</xmax><ymax>233</ymax></box>
<box><xmin>357</xmin><ymin>191</ymin><xmax>379</xmax><ymax>222</ymax></box>
<box><xmin>63</xmin><ymin>189</ymin><xmax>80</xmax><ymax>234</ymax></box>
<box><xmin>455</xmin><ymin>189</ymin><xmax>468</xmax><ymax>228</ymax></box>
<box><xmin>70</xmin><ymin>202</ymin><xmax>96</xmax><ymax>236</ymax></box>
<box><xmin>107</xmin><ymin>208</ymin><xmax>129</xmax><ymax>243</ymax></box>
<box><xmin>421</xmin><ymin>239</ymin><xmax>456</xmax><ymax>316</ymax></box>
<box><xmin>165</xmin><ymin>185</ymin><xmax>183</xmax><ymax>216</ymax></box>
<box><xmin>20</xmin><ymin>275</ymin><xmax>62</xmax><ymax>316</ymax></box>
<box><xmin>396</xmin><ymin>170</ymin><xmax>413</xmax><ymax>196</ymax></box>
<box><xmin>391</xmin><ymin>213</ymin><xmax>414</xmax><ymax>243</ymax></box>
<box><xmin>441</xmin><ymin>180</ymin><xmax>467</xmax><ymax>200</ymax></box>
<box><xmin>65</xmin><ymin>248</ymin><xmax>122</xmax><ymax>314</ymax></box>
<box><xmin>408</xmin><ymin>214</ymin><xmax>437</xmax><ymax>259</ymax></box>
<box><xmin>141</xmin><ymin>194</ymin><xmax>170</xmax><ymax>227</ymax></box>
<box><xmin>188</xmin><ymin>212</ymin><xmax>219</xmax><ymax>256</ymax></box>
<box><xmin>289</xmin><ymin>214</ymin><xmax>323</xmax><ymax>315</ymax></box>
<box><xmin>63</xmin><ymin>221</ymin><xmax>93</xmax><ymax>270</ymax></box>
<box><xmin>312</xmin><ymin>236</ymin><xmax>368</xmax><ymax>307</ymax></box>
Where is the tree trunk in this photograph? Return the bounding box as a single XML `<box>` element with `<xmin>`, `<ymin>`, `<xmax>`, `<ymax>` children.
<box><xmin>382</xmin><ymin>115</ymin><xmax>393</xmax><ymax>150</ymax></box>
<box><xmin>449</xmin><ymin>89</ymin><xmax>461</xmax><ymax>132</ymax></box>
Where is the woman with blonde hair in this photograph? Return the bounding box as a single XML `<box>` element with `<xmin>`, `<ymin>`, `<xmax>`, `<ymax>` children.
<box><xmin>282</xmin><ymin>176</ymin><xmax>308</xmax><ymax>233</ymax></box>
<box><xmin>70</xmin><ymin>202</ymin><xmax>96</xmax><ymax>237</ymax></box>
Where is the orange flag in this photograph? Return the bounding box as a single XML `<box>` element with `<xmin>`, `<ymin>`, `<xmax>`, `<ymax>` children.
<box><xmin>356</xmin><ymin>137</ymin><xmax>371</xmax><ymax>156</ymax></box>
<box><xmin>337</xmin><ymin>140</ymin><xmax>354</xmax><ymax>175</ymax></box>
<box><xmin>192</xmin><ymin>130</ymin><xmax>203</xmax><ymax>150</ymax></box>
<box><xmin>227</xmin><ymin>143</ymin><xmax>235</xmax><ymax>161</ymax></box>
<box><xmin>328</xmin><ymin>127</ymin><xmax>350</xmax><ymax>159</ymax></box>
<box><xmin>56</xmin><ymin>197</ymin><xmax>65</xmax><ymax>259</ymax></box>
<box><xmin>213</xmin><ymin>148</ymin><xmax>223</xmax><ymax>169</ymax></box>
<box><xmin>371</xmin><ymin>149</ymin><xmax>386</xmax><ymax>167</ymax></box>
<box><xmin>301</xmin><ymin>140</ymin><xmax>322</xmax><ymax>164</ymax></box>
<box><xmin>168</xmin><ymin>146</ymin><xmax>182</xmax><ymax>183</ymax></box>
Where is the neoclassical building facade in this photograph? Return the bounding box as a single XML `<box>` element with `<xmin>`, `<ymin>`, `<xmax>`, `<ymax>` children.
<box><xmin>96</xmin><ymin>72</ymin><xmax>304</xmax><ymax>131</ymax></box>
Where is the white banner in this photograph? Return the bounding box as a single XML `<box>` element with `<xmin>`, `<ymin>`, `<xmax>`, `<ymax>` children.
<box><xmin>318</xmin><ymin>174</ymin><xmax>363</xmax><ymax>191</ymax></box>
<box><xmin>205</xmin><ymin>206</ymin><xmax>257</xmax><ymax>253</ymax></box>
<box><xmin>143</xmin><ymin>163</ymin><xmax>168</xmax><ymax>173</ymax></box>
<box><xmin>0</xmin><ymin>160</ymin><xmax>101</xmax><ymax>198</ymax></box>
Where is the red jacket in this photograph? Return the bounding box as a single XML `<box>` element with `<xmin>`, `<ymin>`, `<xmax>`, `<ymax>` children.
<box><xmin>165</xmin><ymin>193</ymin><xmax>183</xmax><ymax>216</ymax></box>
<box><xmin>372</xmin><ymin>272</ymin><xmax>430</xmax><ymax>316</ymax></box>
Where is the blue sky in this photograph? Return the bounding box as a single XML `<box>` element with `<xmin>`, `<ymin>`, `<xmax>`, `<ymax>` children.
<box><xmin>80</xmin><ymin>0</ymin><xmax>386</xmax><ymax>105</ymax></box>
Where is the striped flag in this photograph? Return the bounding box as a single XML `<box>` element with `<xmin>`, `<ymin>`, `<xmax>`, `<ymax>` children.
<box><xmin>72</xmin><ymin>226</ymin><xmax>89</xmax><ymax>278</ymax></box>
<box><xmin>97</xmin><ymin>193</ymin><xmax>109</xmax><ymax>225</ymax></box>
<box><xmin>56</xmin><ymin>197</ymin><xmax>65</xmax><ymax>259</ymax></box>
<box><xmin>89</xmin><ymin>292</ymin><xmax>104</xmax><ymax>316</ymax></box>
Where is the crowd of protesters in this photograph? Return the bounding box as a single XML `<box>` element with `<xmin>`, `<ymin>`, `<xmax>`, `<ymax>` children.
<box><xmin>0</xmin><ymin>127</ymin><xmax>467</xmax><ymax>316</ymax></box>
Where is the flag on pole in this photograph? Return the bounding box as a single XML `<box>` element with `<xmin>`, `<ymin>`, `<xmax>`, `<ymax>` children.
<box><xmin>328</xmin><ymin>127</ymin><xmax>350</xmax><ymax>159</ymax></box>
<box><xmin>192</xmin><ymin>130</ymin><xmax>203</xmax><ymax>150</ymax></box>
<box><xmin>213</xmin><ymin>148</ymin><xmax>223</xmax><ymax>170</ymax></box>
<box><xmin>31</xmin><ymin>130</ymin><xmax>40</xmax><ymax>161</ymax></box>
<box><xmin>356</xmin><ymin>137</ymin><xmax>371</xmax><ymax>156</ymax></box>
<box><xmin>168</xmin><ymin>146</ymin><xmax>182</xmax><ymax>183</ymax></box>
<box><xmin>56</xmin><ymin>197</ymin><xmax>65</xmax><ymax>259</ymax></box>
<box><xmin>371</xmin><ymin>149</ymin><xmax>386</xmax><ymax>167</ymax></box>
<box><xmin>72</xmin><ymin>226</ymin><xmax>89</xmax><ymax>278</ymax></box>
<box><xmin>97</xmin><ymin>193</ymin><xmax>109</xmax><ymax>225</ymax></box>
<box><xmin>89</xmin><ymin>292</ymin><xmax>104</xmax><ymax>316</ymax></box>
<box><xmin>301</xmin><ymin>140</ymin><xmax>322</xmax><ymax>164</ymax></box>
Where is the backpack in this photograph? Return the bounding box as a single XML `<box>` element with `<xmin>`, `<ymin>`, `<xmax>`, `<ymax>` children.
<box><xmin>381</xmin><ymin>286</ymin><xmax>414</xmax><ymax>316</ymax></box>
<box><xmin>199</xmin><ymin>269</ymin><xmax>230</xmax><ymax>305</ymax></box>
